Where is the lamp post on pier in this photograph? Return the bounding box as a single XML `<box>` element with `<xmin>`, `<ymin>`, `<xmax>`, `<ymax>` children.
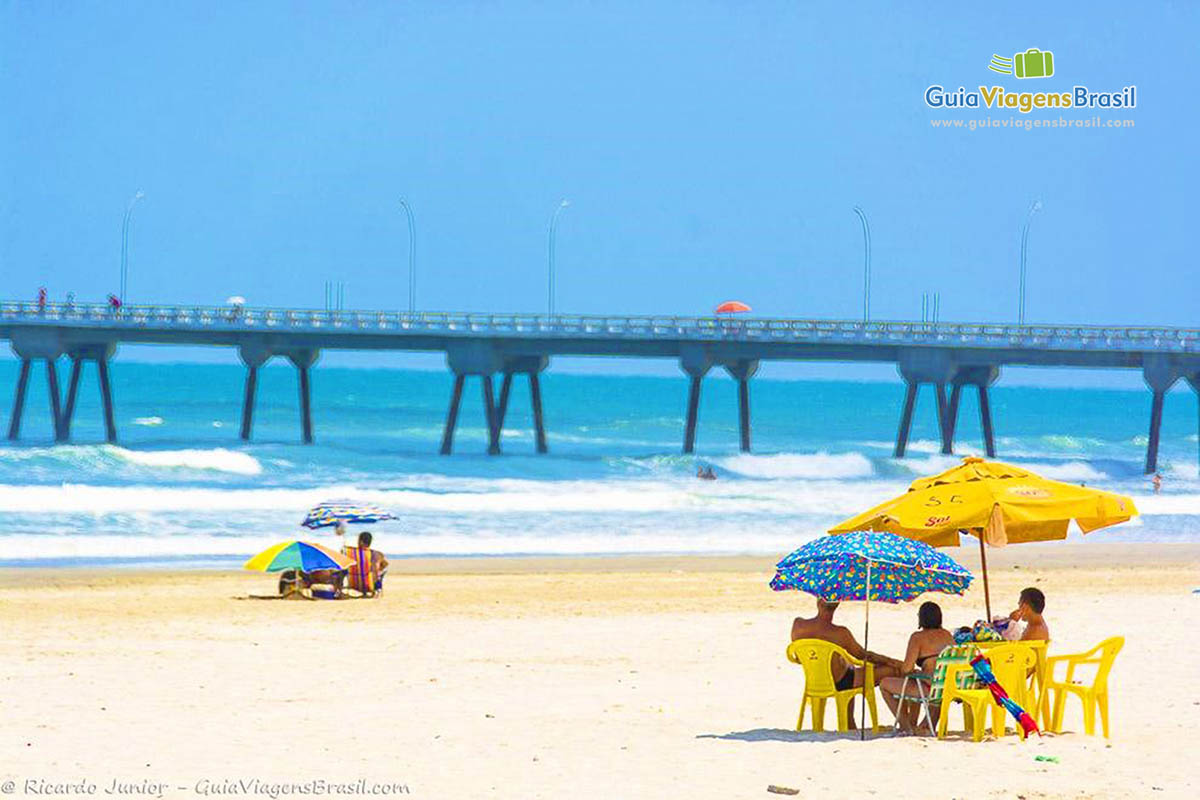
<box><xmin>119</xmin><ymin>190</ymin><xmax>145</xmax><ymax>304</ymax></box>
<box><xmin>1018</xmin><ymin>199</ymin><xmax>1042</xmax><ymax>325</ymax></box>
<box><xmin>547</xmin><ymin>199</ymin><xmax>570</xmax><ymax>316</ymax></box>
<box><xmin>853</xmin><ymin>206</ymin><xmax>871</xmax><ymax>323</ymax></box>
<box><xmin>398</xmin><ymin>199</ymin><xmax>416</xmax><ymax>313</ymax></box>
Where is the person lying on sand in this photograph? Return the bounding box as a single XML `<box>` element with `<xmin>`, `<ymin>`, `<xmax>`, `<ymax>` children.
<box><xmin>791</xmin><ymin>599</ymin><xmax>901</xmax><ymax>726</ymax></box>
<box><xmin>879</xmin><ymin>601</ymin><xmax>955</xmax><ymax>733</ymax></box>
<box><xmin>279</xmin><ymin>568</ymin><xmax>344</xmax><ymax>598</ymax></box>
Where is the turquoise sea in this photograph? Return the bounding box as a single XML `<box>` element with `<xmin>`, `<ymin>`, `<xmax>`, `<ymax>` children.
<box><xmin>1</xmin><ymin>360</ymin><xmax>1196</xmax><ymax>566</ymax></box>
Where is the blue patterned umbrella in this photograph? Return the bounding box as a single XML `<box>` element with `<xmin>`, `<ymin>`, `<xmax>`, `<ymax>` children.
<box><xmin>771</xmin><ymin>532</ymin><xmax>972</xmax><ymax>738</ymax></box>
<box><xmin>302</xmin><ymin>500</ymin><xmax>397</xmax><ymax>530</ymax></box>
<box><xmin>770</xmin><ymin>531</ymin><xmax>973</xmax><ymax>602</ymax></box>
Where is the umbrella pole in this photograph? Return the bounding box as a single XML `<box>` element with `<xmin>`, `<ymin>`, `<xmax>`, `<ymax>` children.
<box><xmin>861</xmin><ymin>559</ymin><xmax>871</xmax><ymax>741</ymax></box>
<box><xmin>979</xmin><ymin>534</ymin><xmax>992</xmax><ymax>621</ymax></box>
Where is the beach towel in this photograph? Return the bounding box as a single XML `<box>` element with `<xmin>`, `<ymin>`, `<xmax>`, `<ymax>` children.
<box><xmin>345</xmin><ymin>546</ymin><xmax>380</xmax><ymax>594</ymax></box>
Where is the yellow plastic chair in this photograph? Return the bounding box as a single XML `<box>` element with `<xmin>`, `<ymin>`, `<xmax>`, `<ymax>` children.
<box><xmin>786</xmin><ymin>639</ymin><xmax>878</xmax><ymax>733</ymax></box>
<box><xmin>937</xmin><ymin>643</ymin><xmax>1037</xmax><ymax>742</ymax></box>
<box><xmin>1046</xmin><ymin>636</ymin><xmax>1124</xmax><ymax>738</ymax></box>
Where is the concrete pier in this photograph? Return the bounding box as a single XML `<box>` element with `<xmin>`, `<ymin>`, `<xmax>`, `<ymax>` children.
<box><xmin>5</xmin><ymin>302</ymin><xmax>1200</xmax><ymax>466</ymax></box>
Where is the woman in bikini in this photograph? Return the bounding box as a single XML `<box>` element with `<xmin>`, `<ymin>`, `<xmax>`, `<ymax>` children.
<box><xmin>879</xmin><ymin>601</ymin><xmax>955</xmax><ymax>733</ymax></box>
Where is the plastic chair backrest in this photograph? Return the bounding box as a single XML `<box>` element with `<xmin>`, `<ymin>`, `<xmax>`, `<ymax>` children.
<box><xmin>1090</xmin><ymin>636</ymin><xmax>1125</xmax><ymax>691</ymax></box>
<box><xmin>930</xmin><ymin>643</ymin><xmax>981</xmax><ymax>701</ymax></box>
<box><xmin>786</xmin><ymin>639</ymin><xmax>855</xmax><ymax>697</ymax></box>
<box><xmin>984</xmin><ymin>643</ymin><xmax>1038</xmax><ymax>700</ymax></box>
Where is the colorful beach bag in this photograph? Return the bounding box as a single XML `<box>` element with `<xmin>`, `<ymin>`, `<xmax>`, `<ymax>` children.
<box><xmin>929</xmin><ymin>644</ymin><xmax>982</xmax><ymax>703</ymax></box>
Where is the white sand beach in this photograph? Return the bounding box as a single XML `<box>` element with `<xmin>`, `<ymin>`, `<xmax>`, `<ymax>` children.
<box><xmin>0</xmin><ymin>542</ymin><xmax>1197</xmax><ymax>799</ymax></box>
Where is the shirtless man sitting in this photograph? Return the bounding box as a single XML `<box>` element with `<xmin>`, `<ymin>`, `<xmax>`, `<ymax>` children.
<box><xmin>791</xmin><ymin>599</ymin><xmax>902</xmax><ymax>724</ymax></box>
<box><xmin>1008</xmin><ymin>587</ymin><xmax>1050</xmax><ymax>642</ymax></box>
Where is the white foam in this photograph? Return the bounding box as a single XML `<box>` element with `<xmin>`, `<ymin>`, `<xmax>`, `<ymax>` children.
<box><xmin>1126</xmin><ymin>493</ymin><xmax>1200</xmax><ymax>515</ymax></box>
<box><xmin>0</xmin><ymin>444</ymin><xmax>263</xmax><ymax>476</ymax></box>
<box><xmin>0</xmin><ymin>472</ymin><xmax>907</xmax><ymax>517</ymax></box>
<box><xmin>715</xmin><ymin>452</ymin><xmax>874</xmax><ymax>480</ymax></box>
<box><xmin>111</xmin><ymin>447</ymin><xmax>262</xmax><ymax>475</ymax></box>
<box><xmin>1017</xmin><ymin>460</ymin><xmax>1108</xmax><ymax>483</ymax></box>
<box><xmin>132</xmin><ymin>416</ymin><xmax>164</xmax><ymax>427</ymax></box>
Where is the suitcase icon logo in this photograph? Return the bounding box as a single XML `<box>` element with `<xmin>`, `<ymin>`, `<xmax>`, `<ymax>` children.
<box><xmin>988</xmin><ymin>48</ymin><xmax>1055</xmax><ymax>79</ymax></box>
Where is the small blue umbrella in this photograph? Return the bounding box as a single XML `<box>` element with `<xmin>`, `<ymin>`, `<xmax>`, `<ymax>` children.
<box><xmin>770</xmin><ymin>531</ymin><xmax>973</xmax><ymax>602</ymax></box>
<box><xmin>302</xmin><ymin>500</ymin><xmax>397</xmax><ymax>530</ymax></box>
<box><xmin>771</xmin><ymin>532</ymin><xmax>973</xmax><ymax>737</ymax></box>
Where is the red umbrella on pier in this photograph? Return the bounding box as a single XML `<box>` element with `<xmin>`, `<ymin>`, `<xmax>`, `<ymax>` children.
<box><xmin>714</xmin><ymin>300</ymin><xmax>751</xmax><ymax>314</ymax></box>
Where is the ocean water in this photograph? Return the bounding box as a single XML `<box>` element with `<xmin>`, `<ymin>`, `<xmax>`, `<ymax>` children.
<box><xmin>0</xmin><ymin>360</ymin><xmax>1197</xmax><ymax>566</ymax></box>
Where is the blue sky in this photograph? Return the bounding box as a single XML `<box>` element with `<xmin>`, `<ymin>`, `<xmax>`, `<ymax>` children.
<box><xmin>1</xmin><ymin>2</ymin><xmax>1195</xmax><ymax>383</ymax></box>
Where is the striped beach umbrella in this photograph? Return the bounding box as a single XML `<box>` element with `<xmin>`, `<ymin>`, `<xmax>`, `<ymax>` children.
<box><xmin>243</xmin><ymin>541</ymin><xmax>354</xmax><ymax>573</ymax></box>
<box><xmin>301</xmin><ymin>500</ymin><xmax>397</xmax><ymax>530</ymax></box>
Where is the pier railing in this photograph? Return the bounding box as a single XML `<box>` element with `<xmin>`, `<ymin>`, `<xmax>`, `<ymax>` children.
<box><xmin>3</xmin><ymin>301</ymin><xmax>1199</xmax><ymax>352</ymax></box>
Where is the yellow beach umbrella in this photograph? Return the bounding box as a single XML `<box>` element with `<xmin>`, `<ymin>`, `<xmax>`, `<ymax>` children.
<box><xmin>830</xmin><ymin>457</ymin><xmax>1137</xmax><ymax>618</ymax></box>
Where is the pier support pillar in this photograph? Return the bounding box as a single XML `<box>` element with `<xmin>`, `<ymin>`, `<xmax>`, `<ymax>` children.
<box><xmin>894</xmin><ymin>381</ymin><xmax>919</xmax><ymax>458</ymax></box>
<box><xmin>978</xmin><ymin>384</ymin><xmax>996</xmax><ymax>458</ymax></box>
<box><xmin>287</xmin><ymin>350</ymin><xmax>319</xmax><ymax>445</ymax></box>
<box><xmin>952</xmin><ymin>366</ymin><xmax>1000</xmax><ymax>458</ymax></box>
<box><xmin>934</xmin><ymin>383</ymin><xmax>951</xmax><ymax>455</ymax></box>
<box><xmin>489</xmin><ymin>356</ymin><xmax>550</xmax><ymax>455</ymax></box>
<box><xmin>724</xmin><ymin>359</ymin><xmax>759</xmax><ymax>453</ymax></box>
<box><xmin>442</xmin><ymin>343</ymin><xmax>510</xmax><ymax>455</ymax></box>
<box><xmin>943</xmin><ymin>384</ymin><xmax>961</xmax><ymax>454</ymax></box>
<box><xmin>240</xmin><ymin>366</ymin><xmax>259</xmax><ymax>441</ymax></box>
<box><xmin>530</xmin><ymin>372</ymin><xmax>548</xmax><ymax>454</ymax></box>
<box><xmin>97</xmin><ymin>356</ymin><xmax>117</xmax><ymax>443</ymax></box>
<box><xmin>238</xmin><ymin>342</ymin><xmax>272</xmax><ymax>442</ymax></box>
<box><xmin>7</xmin><ymin>358</ymin><xmax>31</xmax><ymax>441</ymax></box>
<box><xmin>440</xmin><ymin>374</ymin><xmax>466</xmax><ymax>455</ymax></box>
<box><xmin>1146</xmin><ymin>389</ymin><xmax>1167</xmax><ymax>474</ymax></box>
<box><xmin>894</xmin><ymin>350</ymin><xmax>958</xmax><ymax>459</ymax></box>
<box><xmin>9</xmin><ymin>330</ymin><xmax>66</xmax><ymax>442</ymax></box>
<box><xmin>496</xmin><ymin>373</ymin><xmax>513</xmax><ymax>432</ymax></box>
<box><xmin>57</xmin><ymin>344</ymin><xmax>119</xmax><ymax>443</ymax></box>
<box><xmin>1143</xmin><ymin>356</ymin><xmax>1183</xmax><ymax>474</ymax></box>
<box><xmin>47</xmin><ymin>359</ymin><xmax>64</xmax><ymax>442</ymax></box>
<box><xmin>482</xmin><ymin>374</ymin><xmax>501</xmax><ymax>455</ymax></box>
<box><xmin>683</xmin><ymin>376</ymin><xmax>703</xmax><ymax>454</ymax></box>
<box><xmin>680</xmin><ymin>346</ymin><xmax>711</xmax><ymax>454</ymax></box>
<box><xmin>61</xmin><ymin>357</ymin><xmax>83</xmax><ymax>441</ymax></box>
<box><xmin>1187</xmin><ymin>374</ymin><xmax>1200</xmax><ymax>471</ymax></box>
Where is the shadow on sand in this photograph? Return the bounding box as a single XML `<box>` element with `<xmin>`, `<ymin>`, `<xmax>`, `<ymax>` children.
<box><xmin>697</xmin><ymin>728</ymin><xmax>892</xmax><ymax>743</ymax></box>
